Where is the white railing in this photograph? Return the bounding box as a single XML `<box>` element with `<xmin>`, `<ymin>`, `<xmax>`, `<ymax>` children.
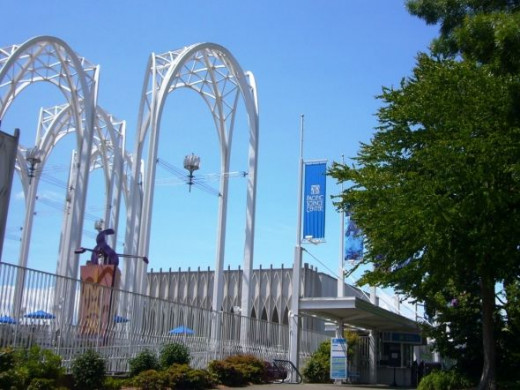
<box><xmin>0</xmin><ymin>262</ymin><xmax>328</xmax><ymax>373</ymax></box>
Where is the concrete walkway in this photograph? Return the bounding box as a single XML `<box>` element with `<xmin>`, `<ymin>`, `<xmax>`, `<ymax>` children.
<box><xmin>245</xmin><ymin>384</ymin><xmax>415</xmax><ymax>390</ymax></box>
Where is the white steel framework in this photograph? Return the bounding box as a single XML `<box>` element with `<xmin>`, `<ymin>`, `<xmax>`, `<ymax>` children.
<box><xmin>0</xmin><ymin>37</ymin><xmax>259</xmax><ymax>338</ymax></box>
<box><xmin>126</xmin><ymin>43</ymin><xmax>259</xmax><ymax>324</ymax></box>
<box><xmin>0</xmin><ymin>36</ymin><xmax>99</xmax><ymax>280</ymax></box>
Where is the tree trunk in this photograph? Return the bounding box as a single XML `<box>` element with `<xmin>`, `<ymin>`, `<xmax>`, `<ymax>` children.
<box><xmin>478</xmin><ymin>274</ymin><xmax>497</xmax><ymax>390</ymax></box>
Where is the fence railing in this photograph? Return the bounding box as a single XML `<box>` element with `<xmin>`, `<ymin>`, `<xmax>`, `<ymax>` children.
<box><xmin>0</xmin><ymin>262</ymin><xmax>328</xmax><ymax>373</ymax></box>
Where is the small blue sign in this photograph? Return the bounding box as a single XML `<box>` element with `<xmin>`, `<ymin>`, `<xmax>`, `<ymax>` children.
<box><xmin>330</xmin><ymin>338</ymin><xmax>348</xmax><ymax>380</ymax></box>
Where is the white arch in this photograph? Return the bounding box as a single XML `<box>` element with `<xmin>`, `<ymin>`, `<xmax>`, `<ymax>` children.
<box><xmin>0</xmin><ymin>36</ymin><xmax>99</xmax><ymax>321</ymax></box>
<box><xmin>127</xmin><ymin>43</ymin><xmax>259</xmax><ymax>322</ymax></box>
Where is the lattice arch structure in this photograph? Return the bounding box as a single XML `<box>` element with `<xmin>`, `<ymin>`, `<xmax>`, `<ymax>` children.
<box><xmin>0</xmin><ymin>36</ymin><xmax>99</xmax><ymax>280</ymax></box>
<box><xmin>126</xmin><ymin>43</ymin><xmax>259</xmax><ymax>321</ymax></box>
<box><xmin>0</xmin><ymin>36</ymin><xmax>102</xmax><ymax>323</ymax></box>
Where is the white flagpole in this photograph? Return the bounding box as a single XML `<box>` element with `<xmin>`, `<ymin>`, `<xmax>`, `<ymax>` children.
<box><xmin>289</xmin><ymin>114</ymin><xmax>305</xmax><ymax>378</ymax></box>
<box><xmin>338</xmin><ymin>154</ymin><xmax>345</xmax><ymax>298</ymax></box>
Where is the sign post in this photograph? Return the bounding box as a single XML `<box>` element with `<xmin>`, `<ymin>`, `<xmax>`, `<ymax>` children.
<box><xmin>330</xmin><ymin>337</ymin><xmax>348</xmax><ymax>382</ymax></box>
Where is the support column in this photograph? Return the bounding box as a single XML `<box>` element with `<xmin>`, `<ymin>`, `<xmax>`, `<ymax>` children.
<box><xmin>369</xmin><ymin>330</ymin><xmax>378</xmax><ymax>384</ymax></box>
<box><xmin>369</xmin><ymin>286</ymin><xmax>378</xmax><ymax>384</ymax></box>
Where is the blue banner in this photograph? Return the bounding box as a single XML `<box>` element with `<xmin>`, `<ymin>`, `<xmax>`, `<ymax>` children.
<box><xmin>345</xmin><ymin>211</ymin><xmax>363</xmax><ymax>261</ymax></box>
<box><xmin>303</xmin><ymin>161</ymin><xmax>327</xmax><ymax>240</ymax></box>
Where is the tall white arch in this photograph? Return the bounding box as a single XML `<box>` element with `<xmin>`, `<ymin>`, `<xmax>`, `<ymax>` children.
<box><xmin>0</xmin><ymin>36</ymin><xmax>99</xmax><ymax>278</ymax></box>
<box><xmin>0</xmin><ymin>36</ymin><xmax>99</xmax><ymax>321</ymax></box>
<box><xmin>127</xmin><ymin>43</ymin><xmax>259</xmax><ymax>320</ymax></box>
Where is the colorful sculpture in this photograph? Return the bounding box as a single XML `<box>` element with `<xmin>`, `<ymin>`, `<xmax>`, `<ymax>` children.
<box><xmin>90</xmin><ymin>228</ymin><xmax>119</xmax><ymax>266</ymax></box>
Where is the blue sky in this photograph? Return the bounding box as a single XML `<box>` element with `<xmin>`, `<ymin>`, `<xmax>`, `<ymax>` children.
<box><xmin>1</xmin><ymin>1</ymin><xmax>438</xmax><ymax>290</ymax></box>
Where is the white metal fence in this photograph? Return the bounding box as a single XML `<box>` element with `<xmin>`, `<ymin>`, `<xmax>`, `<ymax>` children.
<box><xmin>0</xmin><ymin>262</ymin><xmax>328</xmax><ymax>373</ymax></box>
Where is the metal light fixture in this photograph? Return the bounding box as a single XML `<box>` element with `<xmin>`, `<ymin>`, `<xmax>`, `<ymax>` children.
<box><xmin>183</xmin><ymin>153</ymin><xmax>200</xmax><ymax>192</ymax></box>
<box><xmin>25</xmin><ymin>147</ymin><xmax>41</xmax><ymax>184</ymax></box>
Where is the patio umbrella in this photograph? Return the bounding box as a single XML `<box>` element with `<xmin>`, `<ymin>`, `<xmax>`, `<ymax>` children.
<box><xmin>169</xmin><ymin>326</ymin><xmax>194</xmax><ymax>335</ymax></box>
<box><xmin>114</xmin><ymin>315</ymin><xmax>129</xmax><ymax>323</ymax></box>
<box><xmin>0</xmin><ymin>315</ymin><xmax>16</xmax><ymax>324</ymax></box>
<box><xmin>24</xmin><ymin>310</ymin><xmax>55</xmax><ymax>319</ymax></box>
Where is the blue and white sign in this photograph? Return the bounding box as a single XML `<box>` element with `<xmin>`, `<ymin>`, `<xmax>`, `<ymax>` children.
<box><xmin>330</xmin><ymin>337</ymin><xmax>348</xmax><ymax>380</ymax></box>
<box><xmin>345</xmin><ymin>211</ymin><xmax>363</xmax><ymax>261</ymax></box>
<box><xmin>303</xmin><ymin>161</ymin><xmax>327</xmax><ymax>240</ymax></box>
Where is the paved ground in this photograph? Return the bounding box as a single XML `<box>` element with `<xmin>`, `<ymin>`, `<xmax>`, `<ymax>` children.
<box><xmin>245</xmin><ymin>383</ymin><xmax>415</xmax><ymax>390</ymax></box>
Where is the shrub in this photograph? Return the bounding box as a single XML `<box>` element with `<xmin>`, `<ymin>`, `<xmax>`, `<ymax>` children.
<box><xmin>27</xmin><ymin>377</ymin><xmax>56</xmax><ymax>390</ymax></box>
<box><xmin>103</xmin><ymin>376</ymin><xmax>124</xmax><ymax>390</ymax></box>
<box><xmin>0</xmin><ymin>347</ymin><xmax>19</xmax><ymax>389</ymax></box>
<box><xmin>13</xmin><ymin>345</ymin><xmax>64</xmax><ymax>389</ymax></box>
<box><xmin>163</xmin><ymin>363</ymin><xmax>213</xmax><ymax>390</ymax></box>
<box><xmin>418</xmin><ymin>369</ymin><xmax>473</xmax><ymax>390</ymax></box>
<box><xmin>131</xmin><ymin>369</ymin><xmax>166</xmax><ymax>390</ymax></box>
<box><xmin>129</xmin><ymin>349</ymin><xmax>160</xmax><ymax>377</ymax></box>
<box><xmin>302</xmin><ymin>340</ymin><xmax>331</xmax><ymax>383</ymax></box>
<box><xmin>184</xmin><ymin>368</ymin><xmax>214</xmax><ymax>390</ymax></box>
<box><xmin>71</xmin><ymin>349</ymin><xmax>106</xmax><ymax>390</ymax></box>
<box><xmin>0</xmin><ymin>347</ymin><xmax>16</xmax><ymax>371</ymax></box>
<box><xmin>159</xmin><ymin>342</ymin><xmax>190</xmax><ymax>368</ymax></box>
<box><xmin>208</xmin><ymin>359</ymin><xmax>246</xmax><ymax>387</ymax></box>
<box><xmin>222</xmin><ymin>354</ymin><xmax>266</xmax><ymax>384</ymax></box>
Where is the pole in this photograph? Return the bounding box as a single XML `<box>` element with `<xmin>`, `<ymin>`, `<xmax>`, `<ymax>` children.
<box><xmin>289</xmin><ymin>115</ymin><xmax>304</xmax><ymax>378</ymax></box>
<box><xmin>338</xmin><ymin>154</ymin><xmax>345</xmax><ymax>298</ymax></box>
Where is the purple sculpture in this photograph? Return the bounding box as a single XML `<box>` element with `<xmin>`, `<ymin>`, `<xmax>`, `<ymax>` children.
<box><xmin>91</xmin><ymin>228</ymin><xmax>119</xmax><ymax>266</ymax></box>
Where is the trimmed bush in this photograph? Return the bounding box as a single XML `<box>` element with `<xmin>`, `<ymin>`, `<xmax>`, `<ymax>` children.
<box><xmin>131</xmin><ymin>369</ymin><xmax>166</xmax><ymax>390</ymax></box>
<box><xmin>71</xmin><ymin>349</ymin><xmax>106</xmax><ymax>390</ymax></box>
<box><xmin>418</xmin><ymin>369</ymin><xmax>473</xmax><ymax>390</ymax></box>
<box><xmin>129</xmin><ymin>349</ymin><xmax>160</xmax><ymax>377</ymax></box>
<box><xmin>208</xmin><ymin>359</ymin><xmax>246</xmax><ymax>387</ymax></box>
<box><xmin>223</xmin><ymin>354</ymin><xmax>267</xmax><ymax>384</ymax></box>
<box><xmin>103</xmin><ymin>376</ymin><xmax>125</xmax><ymax>390</ymax></box>
<box><xmin>163</xmin><ymin>363</ymin><xmax>213</xmax><ymax>390</ymax></box>
<box><xmin>0</xmin><ymin>347</ymin><xmax>16</xmax><ymax>371</ymax></box>
<box><xmin>27</xmin><ymin>377</ymin><xmax>56</xmax><ymax>390</ymax></box>
<box><xmin>159</xmin><ymin>342</ymin><xmax>190</xmax><ymax>368</ymax></box>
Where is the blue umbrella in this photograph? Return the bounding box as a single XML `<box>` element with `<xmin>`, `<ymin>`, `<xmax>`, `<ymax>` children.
<box><xmin>169</xmin><ymin>326</ymin><xmax>194</xmax><ymax>335</ymax></box>
<box><xmin>0</xmin><ymin>315</ymin><xmax>16</xmax><ymax>324</ymax></box>
<box><xmin>114</xmin><ymin>315</ymin><xmax>129</xmax><ymax>323</ymax></box>
<box><xmin>24</xmin><ymin>310</ymin><xmax>55</xmax><ymax>319</ymax></box>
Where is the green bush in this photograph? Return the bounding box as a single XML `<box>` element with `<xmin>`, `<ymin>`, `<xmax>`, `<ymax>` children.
<box><xmin>71</xmin><ymin>349</ymin><xmax>106</xmax><ymax>390</ymax></box>
<box><xmin>163</xmin><ymin>363</ymin><xmax>213</xmax><ymax>390</ymax></box>
<box><xmin>183</xmin><ymin>367</ymin><xmax>214</xmax><ymax>390</ymax></box>
<box><xmin>418</xmin><ymin>369</ymin><xmax>473</xmax><ymax>390</ymax></box>
<box><xmin>7</xmin><ymin>345</ymin><xmax>64</xmax><ymax>389</ymax></box>
<box><xmin>302</xmin><ymin>340</ymin><xmax>332</xmax><ymax>383</ymax></box>
<box><xmin>208</xmin><ymin>359</ymin><xmax>246</xmax><ymax>387</ymax></box>
<box><xmin>159</xmin><ymin>342</ymin><xmax>190</xmax><ymax>368</ymax></box>
<box><xmin>223</xmin><ymin>354</ymin><xmax>267</xmax><ymax>384</ymax></box>
<box><xmin>129</xmin><ymin>349</ymin><xmax>160</xmax><ymax>377</ymax></box>
<box><xmin>27</xmin><ymin>377</ymin><xmax>56</xmax><ymax>390</ymax></box>
<box><xmin>103</xmin><ymin>376</ymin><xmax>125</xmax><ymax>390</ymax></box>
<box><xmin>131</xmin><ymin>369</ymin><xmax>166</xmax><ymax>390</ymax></box>
<box><xmin>0</xmin><ymin>347</ymin><xmax>16</xmax><ymax>371</ymax></box>
<box><xmin>0</xmin><ymin>347</ymin><xmax>19</xmax><ymax>389</ymax></box>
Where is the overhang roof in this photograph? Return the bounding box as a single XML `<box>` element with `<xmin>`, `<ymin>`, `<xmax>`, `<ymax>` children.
<box><xmin>300</xmin><ymin>296</ymin><xmax>420</xmax><ymax>333</ymax></box>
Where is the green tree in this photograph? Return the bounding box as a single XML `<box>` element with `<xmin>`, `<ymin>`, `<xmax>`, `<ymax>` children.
<box><xmin>329</xmin><ymin>54</ymin><xmax>520</xmax><ymax>390</ymax></box>
<box><xmin>406</xmin><ymin>0</ymin><xmax>520</xmax><ymax>75</ymax></box>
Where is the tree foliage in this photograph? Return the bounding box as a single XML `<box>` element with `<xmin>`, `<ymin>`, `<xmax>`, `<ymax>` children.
<box><xmin>329</xmin><ymin>53</ymin><xmax>520</xmax><ymax>390</ymax></box>
<box><xmin>406</xmin><ymin>0</ymin><xmax>520</xmax><ymax>74</ymax></box>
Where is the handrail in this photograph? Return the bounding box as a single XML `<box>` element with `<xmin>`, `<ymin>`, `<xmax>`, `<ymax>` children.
<box><xmin>273</xmin><ymin>359</ymin><xmax>303</xmax><ymax>384</ymax></box>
